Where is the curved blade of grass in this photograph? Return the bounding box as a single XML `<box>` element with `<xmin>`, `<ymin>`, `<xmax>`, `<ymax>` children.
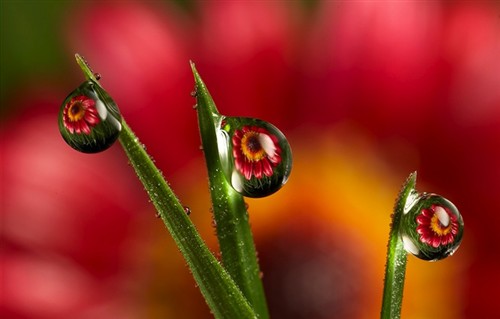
<box><xmin>191</xmin><ymin>62</ymin><xmax>269</xmax><ymax>319</ymax></box>
<box><xmin>75</xmin><ymin>54</ymin><xmax>257</xmax><ymax>319</ymax></box>
<box><xmin>381</xmin><ymin>172</ymin><xmax>416</xmax><ymax>319</ymax></box>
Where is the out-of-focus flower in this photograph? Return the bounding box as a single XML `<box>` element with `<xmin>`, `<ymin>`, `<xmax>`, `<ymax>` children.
<box><xmin>232</xmin><ymin>125</ymin><xmax>281</xmax><ymax>180</ymax></box>
<box><xmin>1</xmin><ymin>93</ymin><xmax>147</xmax><ymax>318</ymax></box>
<box><xmin>296</xmin><ymin>3</ymin><xmax>500</xmax><ymax>314</ymax></box>
<box><xmin>300</xmin><ymin>0</ymin><xmax>443</xmax><ymax>138</ymax></box>
<box><xmin>181</xmin><ymin>130</ymin><xmax>465</xmax><ymax>319</ymax></box>
<box><xmin>407</xmin><ymin>4</ymin><xmax>500</xmax><ymax>316</ymax></box>
<box><xmin>62</xmin><ymin>95</ymin><xmax>100</xmax><ymax>134</ymax></box>
<box><xmin>2</xmin><ymin>0</ymin><xmax>499</xmax><ymax>317</ymax></box>
<box><xmin>65</xmin><ymin>1</ymin><xmax>196</xmax><ymax>176</ymax></box>
<box><xmin>193</xmin><ymin>0</ymin><xmax>301</xmax><ymax>130</ymax></box>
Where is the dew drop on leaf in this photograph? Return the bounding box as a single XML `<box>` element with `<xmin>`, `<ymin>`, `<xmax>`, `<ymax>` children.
<box><xmin>400</xmin><ymin>193</ymin><xmax>464</xmax><ymax>261</ymax></box>
<box><xmin>216</xmin><ymin>117</ymin><xmax>292</xmax><ymax>198</ymax></box>
<box><xmin>58</xmin><ymin>80</ymin><xmax>122</xmax><ymax>153</ymax></box>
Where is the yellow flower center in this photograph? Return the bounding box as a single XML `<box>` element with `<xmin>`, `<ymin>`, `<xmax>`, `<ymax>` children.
<box><xmin>430</xmin><ymin>206</ymin><xmax>452</xmax><ymax>236</ymax></box>
<box><xmin>68</xmin><ymin>101</ymin><xmax>86</xmax><ymax>122</ymax></box>
<box><xmin>241</xmin><ymin>132</ymin><xmax>267</xmax><ymax>162</ymax></box>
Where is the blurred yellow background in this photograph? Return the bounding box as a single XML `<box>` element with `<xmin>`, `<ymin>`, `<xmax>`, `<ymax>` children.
<box><xmin>1</xmin><ymin>1</ymin><xmax>498</xmax><ymax>318</ymax></box>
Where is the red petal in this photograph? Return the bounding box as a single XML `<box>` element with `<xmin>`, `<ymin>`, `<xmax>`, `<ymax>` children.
<box><xmin>72</xmin><ymin>96</ymin><xmax>86</xmax><ymax>103</ymax></box>
<box><xmin>85</xmin><ymin>113</ymin><xmax>100</xmax><ymax>125</ymax></box>
<box><xmin>234</xmin><ymin>155</ymin><xmax>244</xmax><ymax>171</ymax></box>
<box><xmin>66</xmin><ymin>123</ymin><xmax>75</xmax><ymax>134</ymax></box>
<box><xmin>431</xmin><ymin>237</ymin><xmax>441</xmax><ymax>248</ymax></box>
<box><xmin>269</xmin><ymin>152</ymin><xmax>281</xmax><ymax>165</ymax></box>
<box><xmin>442</xmin><ymin>234</ymin><xmax>453</xmax><ymax>245</ymax></box>
<box><xmin>421</xmin><ymin>208</ymin><xmax>433</xmax><ymax>217</ymax></box>
<box><xmin>232</xmin><ymin>135</ymin><xmax>242</xmax><ymax>146</ymax></box>
<box><xmin>81</xmin><ymin>98</ymin><xmax>95</xmax><ymax>109</ymax></box>
<box><xmin>416</xmin><ymin>225</ymin><xmax>427</xmax><ymax>234</ymax></box>
<box><xmin>81</xmin><ymin>122</ymin><xmax>91</xmax><ymax>135</ymax></box>
<box><xmin>233</xmin><ymin>147</ymin><xmax>240</xmax><ymax>158</ymax></box>
<box><xmin>416</xmin><ymin>215</ymin><xmax>429</xmax><ymax>225</ymax></box>
<box><xmin>253</xmin><ymin>161</ymin><xmax>263</xmax><ymax>179</ymax></box>
<box><xmin>419</xmin><ymin>229</ymin><xmax>433</xmax><ymax>241</ymax></box>
<box><xmin>420</xmin><ymin>234</ymin><xmax>431</xmax><ymax>245</ymax></box>
<box><xmin>262</xmin><ymin>158</ymin><xmax>273</xmax><ymax>177</ymax></box>
<box><xmin>73</xmin><ymin>122</ymin><xmax>81</xmax><ymax>134</ymax></box>
<box><xmin>243</xmin><ymin>161</ymin><xmax>253</xmax><ymax>180</ymax></box>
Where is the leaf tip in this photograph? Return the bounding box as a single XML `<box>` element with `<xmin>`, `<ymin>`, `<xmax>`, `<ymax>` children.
<box><xmin>74</xmin><ymin>53</ymin><xmax>99</xmax><ymax>83</ymax></box>
<box><xmin>393</xmin><ymin>171</ymin><xmax>418</xmax><ymax>215</ymax></box>
<box><xmin>406</xmin><ymin>171</ymin><xmax>417</xmax><ymax>188</ymax></box>
<box><xmin>189</xmin><ymin>60</ymin><xmax>203</xmax><ymax>86</ymax></box>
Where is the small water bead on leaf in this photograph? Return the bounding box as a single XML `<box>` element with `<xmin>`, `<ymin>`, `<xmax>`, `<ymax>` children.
<box><xmin>58</xmin><ymin>80</ymin><xmax>122</xmax><ymax>153</ymax></box>
<box><xmin>217</xmin><ymin>117</ymin><xmax>292</xmax><ymax>198</ymax></box>
<box><xmin>400</xmin><ymin>193</ymin><xmax>464</xmax><ymax>261</ymax></box>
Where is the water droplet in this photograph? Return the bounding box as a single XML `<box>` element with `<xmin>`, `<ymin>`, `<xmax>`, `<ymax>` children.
<box><xmin>94</xmin><ymin>73</ymin><xmax>101</xmax><ymax>80</ymax></box>
<box><xmin>400</xmin><ymin>193</ymin><xmax>464</xmax><ymax>261</ymax></box>
<box><xmin>183</xmin><ymin>206</ymin><xmax>191</xmax><ymax>215</ymax></box>
<box><xmin>58</xmin><ymin>80</ymin><xmax>122</xmax><ymax>153</ymax></box>
<box><xmin>216</xmin><ymin>117</ymin><xmax>292</xmax><ymax>198</ymax></box>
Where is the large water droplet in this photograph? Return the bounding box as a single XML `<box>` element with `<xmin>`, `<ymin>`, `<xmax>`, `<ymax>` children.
<box><xmin>217</xmin><ymin>117</ymin><xmax>292</xmax><ymax>198</ymax></box>
<box><xmin>400</xmin><ymin>193</ymin><xmax>464</xmax><ymax>261</ymax></box>
<box><xmin>58</xmin><ymin>80</ymin><xmax>122</xmax><ymax>153</ymax></box>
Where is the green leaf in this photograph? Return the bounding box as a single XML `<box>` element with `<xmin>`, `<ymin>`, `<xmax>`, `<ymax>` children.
<box><xmin>381</xmin><ymin>172</ymin><xmax>416</xmax><ymax>319</ymax></box>
<box><xmin>75</xmin><ymin>55</ymin><xmax>257</xmax><ymax>319</ymax></box>
<box><xmin>191</xmin><ymin>62</ymin><xmax>269</xmax><ymax>319</ymax></box>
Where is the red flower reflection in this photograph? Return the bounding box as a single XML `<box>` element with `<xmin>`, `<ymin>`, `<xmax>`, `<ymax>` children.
<box><xmin>416</xmin><ymin>204</ymin><xmax>459</xmax><ymax>248</ymax></box>
<box><xmin>232</xmin><ymin>126</ymin><xmax>281</xmax><ymax>180</ymax></box>
<box><xmin>63</xmin><ymin>95</ymin><xmax>100</xmax><ymax>134</ymax></box>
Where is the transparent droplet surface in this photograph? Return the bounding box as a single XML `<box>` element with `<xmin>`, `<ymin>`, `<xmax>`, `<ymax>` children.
<box><xmin>58</xmin><ymin>80</ymin><xmax>122</xmax><ymax>153</ymax></box>
<box><xmin>217</xmin><ymin>117</ymin><xmax>292</xmax><ymax>198</ymax></box>
<box><xmin>400</xmin><ymin>193</ymin><xmax>464</xmax><ymax>261</ymax></box>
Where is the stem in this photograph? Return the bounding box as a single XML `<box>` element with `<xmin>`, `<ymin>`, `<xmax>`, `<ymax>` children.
<box><xmin>191</xmin><ymin>62</ymin><xmax>269</xmax><ymax>319</ymax></box>
<box><xmin>75</xmin><ymin>54</ymin><xmax>257</xmax><ymax>319</ymax></box>
<box><xmin>119</xmin><ymin>121</ymin><xmax>257</xmax><ymax>319</ymax></box>
<box><xmin>381</xmin><ymin>172</ymin><xmax>416</xmax><ymax>319</ymax></box>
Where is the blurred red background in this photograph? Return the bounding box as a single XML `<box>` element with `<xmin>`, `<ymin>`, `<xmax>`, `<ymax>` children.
<box><xmin>1</xmin><ymin>1</ymin><xmax>499</xmax><ymax>318</ymax></box>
